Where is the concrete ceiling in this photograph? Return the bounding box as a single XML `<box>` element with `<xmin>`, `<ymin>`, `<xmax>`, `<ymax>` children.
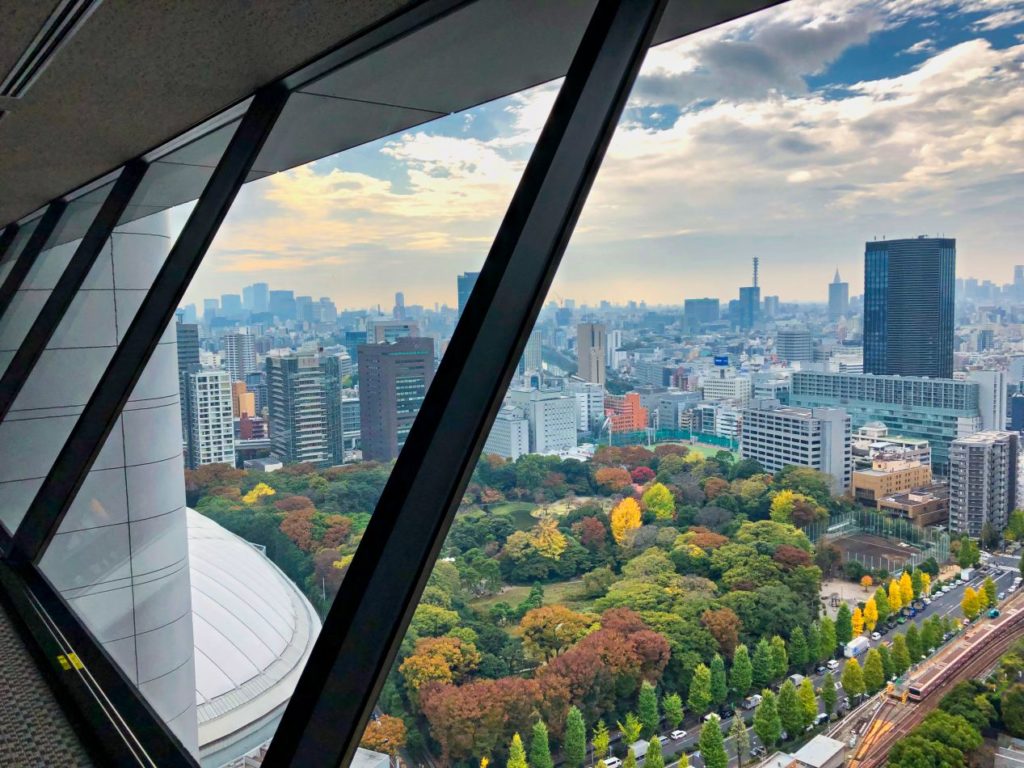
<box><xmin>0</xmin><ymin>0</ymin><xmax>782</xmax><ymax>230</ymax></box>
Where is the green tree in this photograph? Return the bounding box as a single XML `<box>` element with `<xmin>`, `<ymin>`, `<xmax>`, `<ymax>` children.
<box><xmin>565</xmin><ymin>707</ymin><xmax>586</xmax><ymax>768</ymax></box>
<box><xmin>753</xmin><ymin>638</ymin><xmax>773</xmax><ymax>689</ymax></box>
<box><xmin>906</xmin><ymin>623</ymin><xmax>923</xmax><ymax>662</ymax></box>
<box><xmin>638</xmin><ymin>681</ymin><xmax>660</xmax><ymax>739</ymax></box>
<box><xmin>958</xmin><ymin>536</ymin><xmax>979</xmax><ymax>568</ymax></box>
<box><xmin>983</xmin><ymin>576</ymin><xmax>998</xmax><ymax>609</ymax></box>
<box><xmin>914</xmin><ymin>710</ymin><xmax>982</xmax><ymax>754</ymax></box>
<box><xmin>731</xmin><ymin>644</ymin><xmax>753</xmax><ymax>696</ymax></box>
<box><xmin>788</xmin><ymin>627</ymin><xmax>809</xmax><ymax>671</ymax></box>
<box><xmin>873</xmin><ymin>586</ymin><xmax>890</xmax><ymax>623</ymax></box>
<box><xmin>1004</xmin><ymin>684</ymin><xmax>1024</xmax><ymax>737</ymax></box>
<box><xmin>593</xmin><ymin>720</ymin><xmax>610</xmax><ymax>760</ymax></box>
<box><xmin>888</xmin><ymin>735</ymin><xmax>964</xmax><ymax>768</ymax></box>
<box><xmin>910</xmin><ymin>569</ymin><xmax>923</xmax><ymax>599</ymax></box>
<box><xmin>663</xmin><ymin>693</ymin><xmax>683</xmax><ymax>730</ymax></box>
<box><xmin>841</xmin><ymin>658</ymin><xmax>866</xmax><ymax>699</ymax></box>
<box><xmin>863</xmin><ymin>649</ymin><xmax>885</xmax><ymax>694</ymax></box>
<box><xmin>508</xmin><ymin>733</ymin><xmax>528</xmax><ymax>768</ymax></box>
<box><xmin>821</xmin><ymin>672</ymin><xmax>837</xmax><ymax>716</ymax></box>
<box><xmin>710</xmin><ymin>655</ymin><xmax>728</xmax><ymax>706</ymax></box>
<box><xmin>798</xmin><ymin>678</ymin><xmax>818</xmax><ymax>728</ymax></box>
<box><xmin>778</xmin><ymin>680</ymin><xmax>803</xmax><ymax>738</ymax></box>
<box><xmin>836</xmin><ymin>603</ymin><xmax>853</xmax><ymax>645</ymax></box>
<box><xmin>878</xmin><ymin>644</ymin><xmax>894</xmax><ymax>681</ymax></box>
<box><xmin>753</xmin><ymin>691</ymin><xmax>782</xmax><ymax>747</ymax></box>
<box><xmin>644</xmin><ymin>738</ymin><xmax>665</xmax><ymax>768</ymax></box>
<box><xmin>730</xmin><ymin>715</ymin><xmax>751</xmax><ymax>767</ymax></box>
<box><xmin>617</xmin><ymin>713</ymin><xmax>641</xmax><ymax>746</ymax></box>
<box><xmin>807</xmin><ymin>623</ymin><xmax>822</xmax><ymax>664</ymax></box>
<box><xmin>688</xmin><ymin>663</ymin><xmax>714</xmax><ymax>715</ymax></box>
<box><xmin>892</xmin><ymin>634</ymin><xmax>911</xmax><ymax>676</ymax></box>
<box><xmin>819</xmin><ymin>617</ymin><xmax>838</xmax><ymax>661</ymax></box>
<box><xmin>699</xmin><ymin>716</ymin><xmax>728</xmax><ymax>768</ymax></box>
<box><xmin>642</xmin><ymin>483</ymin><xmax>676</xmax><ymax>520</ymax></box>
<box><xmin>623</xmin><ymin>748</ymin><xmax>637</xmax><ymax>768</ymax></box>
<box><xmin>922</xmin><ymin>616</ymin><xmax>942</xmax><ymax>652</ymax></box>
<box><xmin>770</xmin><ymin>635</ymin><xmax>789</xmax><ymax>679</ymax></box>
<box><xmin>1008</xmin><ymin>509</ymin><xmax>1024</xmax><ymax>542</ymax></box>
<box><xmin>530</xmin><ymin>721</ymin><xmax>553</xmax><ymax>768</ymax></box>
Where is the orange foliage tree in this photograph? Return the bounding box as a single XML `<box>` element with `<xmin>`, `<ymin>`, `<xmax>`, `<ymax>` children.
<box><xmin>595</xmin><ymin>467</ymin><xmax>632</xmax><ymax>493</ymax></box>
<box><xmin>520</xmin><ymin>605</ymin><xmax>593</xmax><ymax>660</ymax></box>
<box><xmin>360</xmin><ymin>714</ymin><xmax>407</xmax><ymax>757</ymax></box>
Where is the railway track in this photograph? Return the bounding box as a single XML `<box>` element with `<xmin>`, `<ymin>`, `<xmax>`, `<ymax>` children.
<box><xmin>847</xmin><ymin>602</ymin><xmax>1024</xmax><ymax>768</ymax></box>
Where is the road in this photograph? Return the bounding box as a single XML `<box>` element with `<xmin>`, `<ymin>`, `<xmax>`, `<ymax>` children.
<box><xmin>616</xmin><ymin>557</ymin><xmax>1020</xmax><ymax>768</ymax></box>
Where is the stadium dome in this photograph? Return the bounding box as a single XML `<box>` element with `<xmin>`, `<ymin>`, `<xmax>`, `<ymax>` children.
<box><xmin>186</xmin><ymin>509</ymin><xmax>321</xmax><ymax>767</ymax></box>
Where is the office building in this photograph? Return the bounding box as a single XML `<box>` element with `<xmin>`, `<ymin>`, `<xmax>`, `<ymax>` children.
<box><xmin>790</xmin><ymin>371</ymin><xmax>981</xmax><ymax>473</ymax></box>
<box><xmin>967</xmin><ymin>369</ymin><xmax>1007</xmax><ymax>431</ymax></box>
<box><xmin>358</xmin><ymin>338</ymin><xmax>435</xmax><ymax>461</ymax></box>
<box><xmin>295</xmin><ymin>295</ymin><xmax>315</xmax><ymax>323</ymax></box>
<box><xmin>509</xmin><ymin>388</ymin><xmax>578</xmax><ymax>454</ymax></box>
<box><xmin>176</xmin><ymin>322</ymin><xmax>200</xmax><ymax>444</ymax></box>
<box><xmin>367</xmin><ymin>318</ymin><xmax>420</xmax><ymax>344</ymax></box>
<box><xmin>864</xmin><ymin>237</ymin><xmax>956</xmax><ymax>378</ymax></box>
<box><xmin>268</xmin><ymin>289</ymin><xmax>296</xmax><ymax>320</ymax></box>
<box><xmin>740</xmin><ymin>400</ymin><xmax>852</xmax><ymax>494</ymax></box>
<box><xmin>702</xmin><ymin>369</ymin><xmax>752</xmax><ymax>404</ymax></box>
<box><xmin>656</xmin><ymin>391</ymin><xmax>702</xmax><ymax>430</ymax></box>
<box><xmin>341</xmin><ymin>396</ymin><xmax>361</xmax><ymax>452</ymax></box>
<box><xmin>483</xmin><ymin>405</ymin><xmax>530</xmax><ymax>460</ymax></box>
<box><xmin>949</xmin><ymin>431</ymin><xmax>1018</xmax><ymax>537</ymax></box>
<box><xmin>828</xmin><ymin>269</ymin><xmax>849</xmax><ymax>320</ymax></box>
<box><xmin>266</xmin><ymin>353</ymin><xmax>344</xmax><ymax>466</ymax></box>
<box><xmin>852</xmin><ymin>422</ymin><xmax>932</xmax><ymax>469</ymax></box>
<box><xmin>737</xmin><ymin>286</ymin><xmax>760</xmax><ymax>330</ymax></box>
<box><xmin>203</xmin><ymin>297</ymin><xmax>219</xmax><ymax>322</ymax></box>
<box><xmin>566</xmin><ymin>377</ymin><xmax>604</xmax><ymax>432</ymax></box>
<box><xmin>753</xmin><ymin>374</ymin><xmax>791</xmax><ymax>404</ymax></box>
<box><xmin>247</xmin><ymin>282</ymin><xmax>269</xmax><ymax>313</ymax></box>
<box><xmin>187</xmin><ymin>369</ymin><xmax>235</xmax><ymax>469</ymax></box>
<box><xmin>1012</xmin><ymin>392</ymin><xmax>1024</xmax><ymax>431</ymax></box>
<box><xmin>633</xmin><ymin>359</ymin><xmax>674</xmax><ymax>387</ymax></box>
<box><xmin>519</xmin><ymin>329</ymin><xmax>542</xmax><ymax>380</ymax></box>
<box><xmin>852</xmin><ymin>458</ymin><xmax>932</xmax><ymax>507</ymax></box>
<box><xmin>221</xmin><ymin>332</ymin><xmax>257</xmax><ymax>382</ymax></box>
<box><xmin>604</xmin><ymin>392</ymin><xmax>648</xmax><ymax>432</ymax></box>
<box><xmin>776</xmin><ymin>328</ymin><xmax>813</xmax><ymax>363</ymax></box>
<box><xmin>245</xmin><ymin>370</ymin><xmax>268</xmax><ymax>415</ymax></box>
<box><xmin>577</xmin><ymin>322</ymin><xmax>606</xmax><ymax>385</ymax></box>
<box><xmin>684</xmin><ymin>298</ymin><xmax>719</xmax><ymax>330</ymax></box>
<box><xmin>457</xmin><ymin>271</ymin><xmax>479</xmax><ymax>319</ymax></box>
<box><xmin>231</xmin><ymin>380</ymin><xmax>256</xmax><ymax>418</ymax></box>
<box><xmin>763</xmin><ymin>295</ymin><xmax>780</xmax><ymax>318</ymax></box>
<box><xmin>220</xmin><ymin>293</ymin><xmax>243</xmax><ymax>317</ymax></box>
<box><xmin>878</xmin><ymin>485</ymin><xmax>950</xmax><ymax>527</ymax></box>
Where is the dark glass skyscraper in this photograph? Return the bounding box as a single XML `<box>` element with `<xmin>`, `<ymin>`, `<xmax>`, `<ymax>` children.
<box><xmin>457</xmin><ymin>271</ymin><xmax>479</xmax><ymax>319</ymax></box>
<box><xmin>864</xmin><ymin>237</ymin><xmax>955</xmax><ymax>378</ymax></box>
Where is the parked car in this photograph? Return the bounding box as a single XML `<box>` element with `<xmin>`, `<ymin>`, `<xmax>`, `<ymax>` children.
<box><xmin>816</xmin><ymin>665</ymin><xmax>827</xmax><ymax>675</ymax></box>
<box><xmin>871</xmin><ymin>632</ymin><xmax>881</xmax><ymax>641</ymax></box>
<box><xmin>605</xmin><ymin>758</ymin><xmax>622</xmax><ymax>768</ymax></box>
<box><xmin>999</xmin><ymin>592</ymin><xmax>1006</xmax><ymax>600</ymax></box>
<box><xmin>750</xmin><ymin>746</ymin><xmax>767</xmax><ymax>758</ymax></box>
<box><xmin>814</xmin><ymin>713</ymin><xmax>829</xmax><ymax>725</ymax></box>
<box><xmin>827</xmin><ymin>659</ymin><xmax>840</xmax><ymax>671</ymax></box>
<box><xmin>897</xmin><ymin>616</ymin><xmax>907</xmax><ymax>624</ymax></box>
<box><xmin>670</xmin><ymin>730</ymin><xmax>687</xmax><ymax>740</ymax></box>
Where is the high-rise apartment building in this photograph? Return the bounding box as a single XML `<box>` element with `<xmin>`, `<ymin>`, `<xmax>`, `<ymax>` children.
<box><xmin>519</xmin><ymin>329</ymin><xmax>542</xmax><ymax>380</ymax></box>
<box><xmin>966</xmin><ymin>370</ymin><xmax>1007</xmax><ymax>431</ymax></box>
<box><xmin>341</xmin><ymin>396</ymin><xmax>361</xmax><ymax>452</ymax></box>
<box><xmin>864</xmin><ymin>237</ymin><xmax>955</xmax><ymax>378</ymax></box>
<box><xmin>222</xmin><ymin>332</ymin><xmax>257</xmax><ymax>382</ymax></box>
<box><xmin>576</xmin><ymin>322</ymin><xmax>606</xmax><ymax>385</ymax></box>
<box><xmin>186</xmin><ymin>369</ymin><xmax>235</xmax><ymax>469</ymax></box>
<box><xmin>828</xmin><ymin>268</ymin><xmax>849</xmax><ymax>320</ymax></box>
<box><xmin>790</xmin><ymin>371</ymin><xmax>981</xmax><ymax>473</ymax></box>
<box><xmin>358</xmin><ymin>338</ymin><xmax>435</xmax><ymax>461</ymax></box>
<box><xmin>457</xmin><ymin>271</ymin><xmax>480</xmax><ymax>319</ymax></box>
<box><xmin>740</xmin><ymin>400</ymin><xmax>852</xmax><ymax>494</ymax></box>
<box><xmin>231</xmin><ymin>380</ymin><xmax>256</xmax><ymax>418</ymax></box>
<box><xmin>483</xmin><ymin>405</ymin><xmax>530</xmax><ymax>460</ymax></box>
<box><xmin>776</xmin><ymin>328</ymin><xmax>813</xmax><ymax>363</ymax></box>
<box><xmin>684</xmin><ymin>298</ymin><xmax>719</xmax><ymax>330</ymax></box>
<box><xmin>949</xmin><ymin>431</ymin><xmax>1018</xmax><ymax>537</ymax></box>
<box><xmin>508</xmin><ymin>388</ymin><xmax>578</xmax><ymax>454</ymax></box>
<box><xmin>266</xmin><ymin>353</ymin><xmax>344</xmax><ymax>466</ymax></box>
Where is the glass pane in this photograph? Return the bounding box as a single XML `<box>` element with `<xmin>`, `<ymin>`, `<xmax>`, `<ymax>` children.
<box><xmin>365</xmin><ymin>3</ymin><xmax>1024</xmax><ymax>768</ymax></box>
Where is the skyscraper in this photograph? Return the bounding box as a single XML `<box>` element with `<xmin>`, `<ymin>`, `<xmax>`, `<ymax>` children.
<box><xmin>186</xmin><ymin>369</ymin><xmax>235</xmax><ymax>469</ymax></box>
<box><xmin>776</xmin><ymin>328</ymin><xmax>813</xmax><ymax>363</ymax></box>
<box><xmin>576</xmin><ymin>322</ymin><xmax>606</xmax><ymax>385</ymax></box>
<box><xmin>864</xmin><ymin>237</ymin><xmax>955</xmax><ymax>378</ymax></box>
<box><xmin>176</xmin><ymin>322</ymin><xmax>200</xmax><ymax>447</ymax></box>
<box><xmin>519</xmin><ymin>329</ymin><xmax>542</xmax><ymax>380</ymax></box>
<box><xmin>266</xmin><ymin>353</ymin><xmax>344</xmax><ymax>466</ymax></box>
<box><xmin>268</xmin><ymin>289</ymin><xmax>296</xmax><ymax>320</ymax></box>
<box><xmin>457</xmin><ymin>271</ymin><xmax>479</xmax><ymax>319</ymax></box>
<box><xmin>828</xmin><ymin>268</ymin><xmax>849</xmax><ymax>320</ymax></box>
<box><xmin>949</xmin><ymin>431</ymin><xmax>1018</xmax><ymax>537</ymax></box>
<box><xmin>250</xmin><ymin>282</ymin><xmax>269</xmax><ymax>313</ymax></box>
<box><xmin>683</xmin><ymin>298</ymin><xmax>719</xmax><ymax>330</ymax></box>
<box><xmin>737</xmin><ymin>286</ymin><xmax>760</xmax><ymax>330</ymax></box>
<box><xmin>222</xmin><ymin>332</ymin><xmax>257</xmax><ymax>382</ymax></box>
<box><xmin>358</xmin><ymin>337</ymin><xmax>435</xmax><ymax>461</ymax></box>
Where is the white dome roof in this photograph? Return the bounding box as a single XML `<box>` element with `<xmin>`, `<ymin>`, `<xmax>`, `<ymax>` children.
<box><xmin>186</xmin><ymin>509</ymin><xmax>321</xmax><ymax>755</ymax></box>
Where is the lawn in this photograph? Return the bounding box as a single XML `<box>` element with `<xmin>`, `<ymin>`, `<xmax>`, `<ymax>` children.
<box><xmin>469</xmin><ymin>579</ymin><xmax>588</xmax><ymax>612</ymax></box>
<box><xmin>485</xmin><ymin>501</ymin><xmax>538</xmax><ymax>530</ymax></box>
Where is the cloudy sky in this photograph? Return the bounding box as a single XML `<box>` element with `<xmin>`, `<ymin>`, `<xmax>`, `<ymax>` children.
<box><xmin>188</xmin><ymin>0</ymin><xmax>1024</xmax><ymax>310</ymax></box>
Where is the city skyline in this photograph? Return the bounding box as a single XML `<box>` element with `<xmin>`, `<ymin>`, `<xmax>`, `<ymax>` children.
<box><xmin>180</xmin><ymin>0</ymin><xmax>1024</xmax><ymax>309</ymax></box>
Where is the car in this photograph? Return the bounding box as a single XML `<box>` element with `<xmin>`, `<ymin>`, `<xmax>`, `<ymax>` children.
<box><xmin>604</xmin><ymin>758</ymin><xmax>622</xmax><ymax>768</ymax></box>
<box><xmin>923</xmin><ymin>598</ymin><xmax>932</xmax><ymax>605</ymax></box>
<box><xmin>943</xmin><ymin>632</ymin><xmax>951</xmax><ymax>641</ymax></box>
<box><xmin>963</xmin><ymin>618</ymin><xmax>971</xmax><ymax>626</ymax></box>
<box><xmin>750</xmin><ymin>746</ymin><xmax>767</xmax><ymax>758</ymax></box>
<box><xmin>835</xmin><ymin>682</ymin><xmax>843</xmax><ymax>690</ymax></box>
<box><xmin>670</xmin><ymin>730</ymin><xmax>687</xmax><ymax>740</ymax></box>
<box><xmin>1000</xmin><ymin>592</ymin><xmax>1007</xmax><ymax>600</ymax></box>
<box><xmin>815</xmin><ymin>713</ymin><xmax>829</xmax><ymax>725</ymax></box>
<box><xmin>897</xmin><ymin>616</ymin><xmax>907</xmax><ymax>624</ymax></box>
<box><xmin>827</xmin><ymin>659</ymin><xmax>840</xmax><ymax>671</ymax></box>
<box><xmin>816</xmin><ymin>665</ymin><xmax>827</xmax><ymax>674</ymax></box>
<box><xmin>942</xmin><ymin>586</ymin><xmax>952</xmax><ymax>594</ymax></box>
<box><xmin>1010</xmin><ymin>586</ymin><xmax>1018</xmax><ymax>594</ymax></box>
<box><xmin>871</xmin><ymin>632</ymin><xmax>881</xmax><ymax>641</ymax></box>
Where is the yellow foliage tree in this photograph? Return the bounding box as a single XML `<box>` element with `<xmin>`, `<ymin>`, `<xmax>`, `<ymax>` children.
<box><xmin>242</xmin><ymin>482</ymin><xmax>276</xmax><ymax>505</ymax></box>
<box><xmin>888</xmin><ymin>579</ymin><xmax>903</xmax><ymax>613</ymax></box>
<box><xmin>610</xmin><ymin>497</ymin><xmax>642</xmax><ymax>545</ymax></box>
<box><xmin>921</xmin><ymin>572</ymin><xmax>931</xmax><ymax>597</ymax></box>
<box><xmin>860</xmin><ymin>574</ymin><xmax>874</xmax><ymax>592</ymax></box>
<box><xmin>530</xmin><ymin>518</ymin><xmax>568</xmax><ymax>560</ymax></box>
<box><xmin>899</xmin><ymin>571</ymin><xmax>914</xmax><ymax>605</ymax></box>
<box><xmin>961</xmin><ymin>587</ymin><xmax>981</xmax><ymax>620</ymax></box>
<box><xmin>852</xmin><ymin>606</ymin><xmax>865</xmax><ymax>636</ymax></box>
<box><xmin>863</xmin><ymin>598</ymin><xmax>878</xmax><ymax>632</ymax></box>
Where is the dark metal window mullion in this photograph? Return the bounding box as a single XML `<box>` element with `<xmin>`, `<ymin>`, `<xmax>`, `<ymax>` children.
<box><xmin>261</xmin><ymin>1</ymin><xmax>668</xmax><ymax>766</ymax></box>
<box><xmin>0</xmin><ymin>224</ymin><xmax>19</xmax><ymax>261</ymax></box>
<box><xmin>0</xmin><ymin>160</ymin><xmax>148</xmax><ymax>425</ymax></box>
<box><xmin>0</xmin><ymin>201</ymin><xmax>66</xmax><ymax>319</ymax></box>
<box><xmin>9</xmin><ymin>84</ymin><xmax>288</xmax><ymax>564</ymax></box>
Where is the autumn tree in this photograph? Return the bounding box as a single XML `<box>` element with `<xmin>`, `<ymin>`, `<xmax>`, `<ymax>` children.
<box><xmin>860</xmin><ymin>574</ymin><xmax>873</xmax><ymax>592</ymax></box>
<box><xmin>921</xmin><ymin>571</ymin><xmax>932</xmax><ymax>597</ymax></box>
<box><xmin>242</xmin><ymin>481</ymin><xmax>276</xmax><ymax>505</ymax></box>
<box><xmin>565</xmin><ymin>707</ymin><xmax>586</xmax><ymax>768</ymax></box>
<box><xmin>836</xmin><ymin>603</ymin><xmax>853</xmax><ymax>645</ymax></box>
<box><xmin>520</xmin><ymin>606</ymin><xmax>592</xmax><ymax>660</ymax></box>
<box><xmin>688</xmin><ymin>663</ymin><xmax>714</xmax><ymax>714</ymax></box>
<box><xmin>610</xmin><ymin>498</ymin><xmax>642</xmax><ymax>545</ymax></box>
<box><xmin>701</xmin><ymin>607</ymin><xmax>742</xmax><ymax>658</ymax></box>
<box><xmin>400</xmin><ymin>636</ymin><xmax>481</xmax><ymax>702</ymax></box>
<box><xmin>623</xmin><ymin>748</ymin><xmax>637</xmax><ymax>768</ymax></box>
<box><xmin>617</xmin><ymin>713</ymin><xmax>642</xmax><ymax>745</ymax></box>
<box><xmin>754</xmin><ymin>691</ymin><xmax>782</xmax><ymax>747</ymax></box>
<box><xmin>852</xmin><ymin>607</ymin><xmax>865</xmax><ymax>636</ymax></box>
<box><xmin>508</xmin><ymin>733</ymin><xmax>528</xmax><ymax>768</ymax></box>
<box><xmin>841</xmin><ymin>658</ymin><xmax>865</xmax><ymax>698</ymax></box>
<box><xmin>595</xmin><ymin>467</ymin><xmax>632</xmax><ymax>493</ymax></box>
<box><xmin>360</xmin><ymin>714</ymin><xmax>407</xmax><ymax>757</ymax></box>
<box><xmin>864</xmin><ymin>598</ymin><xmax>879</xmax><ymax>632</ymax></box>
<box><xmin>731</xmin><ymin>644</ymin><xmax>753</xmax><ymax>696</ymax></box>
<box><xmin>899</xmin><ymin>571</ymin><xmax>914</xmax><ymax>606</ymax></box>
<box><xmin>531</xmin><ymin>721</ymin><xmax>553</xmax><ymax>768</ymax></box>
<box><xmin>531</xmin><ymin>518</ymin><xmax>568</xmax><ymax>560</ymax></box>
<box><xmin>638</xmin><ymin>681</ymin><xmax>660</xmax><ymax>738</ymax></box>
<box><xmin>888</xmin><ymin>579</ymin><xmax>903</xmax><ymax>613</ymax></box>
<box><xmin>593</xmin><ymin>720</ymin><xmax>610</xmax><ymax>759</ymax></box>
<box><xmin>642</xmin><ymin>482</ymin><xmax>676</xmax><ymax>520</ymax></box>
<box><xmin>962</xmin><ymin>587</ymin><xmax>981</xmax><ymax>620</ymax></box>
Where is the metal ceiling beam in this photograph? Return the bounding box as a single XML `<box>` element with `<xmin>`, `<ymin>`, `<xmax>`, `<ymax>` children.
<box><xmin>261</xmin><ymin>0</ymin><xmax>668</xmax><ymax>765</ymax></box>
<box><xmin>0</xmin><ymin>201</ymin><xmax>65</xmax><ymax>319</ymax></box>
